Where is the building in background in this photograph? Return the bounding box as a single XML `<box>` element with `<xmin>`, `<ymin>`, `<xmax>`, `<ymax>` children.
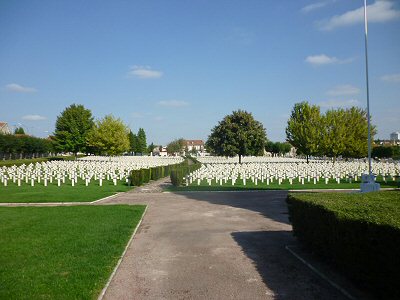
<box><xmin>0</xmin><ymin>122</ymin><xmax>11</xmax><ymax>135</ymax></box>
<box><xmin>390</xmin><ymin>132</ymin><xmax>400</xmax><ymax>142</ymax></box>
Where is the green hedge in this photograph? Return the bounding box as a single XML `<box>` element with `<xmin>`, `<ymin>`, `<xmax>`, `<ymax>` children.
<box><xmin>170</xmin><ymin>158</ymin><xmax>201</xmax><ymax>187</ymax></box>
<box><xmin>287</xmin><ymin>191</ymin><xmax>400</xmax><ymax>299</ymax></box>
<box><xmin>129</xmin><ymin>164</ymin><xmax>173</xmax><ymax>187</ymax></box>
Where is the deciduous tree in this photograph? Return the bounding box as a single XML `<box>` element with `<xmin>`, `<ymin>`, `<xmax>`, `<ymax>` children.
<box><xmin>206</xmin><ymin>110</ymin><xmax>267</xmax><ymax>163</ymax></box>
<box><xmin>286</xmin><ymin>102</ymin><xmax>321</xmax><ymax>163</ymax></box>
<box><xmin>54</xmin><ymin>104</ymin><xmax>94</xmax><ymax>156</ymax></box>
<box><xmin>86</xmin><ymin>115</ymin><xmax>130</xmax><ymax>156</ymax></box>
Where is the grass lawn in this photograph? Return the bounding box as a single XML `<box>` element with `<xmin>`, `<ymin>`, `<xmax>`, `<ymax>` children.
<box><xmin>0</xmin><ymin>205</ymin><xmax>146</xmax><ymax>300</ymax></box>
<box><xmin>0</xmin><ymin>179</ymin><xmax>133</xmax><ymax>203</ymax></box>
<box><xmin>167</xmin><ymin>176</ymin><xmax>400</xmax><ymax>191</ymax></box>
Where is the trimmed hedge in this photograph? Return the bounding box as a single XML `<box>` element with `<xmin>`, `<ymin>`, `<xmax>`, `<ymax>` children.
<box><xmin>129</xmin><ymin>165</ymin><xmax>173</xmax><ymax>187</ymax></box>
<box><xmin>170</xmin><ymin>157</ymin><xmax>201</xmax><ymax>187</ymax></box>
<box><xmin>287</xmin><ymin>191</ymin><xmax>400</xmax><ymax>299</ymax></box>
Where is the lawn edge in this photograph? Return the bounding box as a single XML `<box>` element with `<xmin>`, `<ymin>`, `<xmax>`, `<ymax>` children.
<box><xmin>0</xmin><ymin>192</ymin><xmax>126</xmax><ymax>206</ymax></box>
<box><xmin>164</xmin><ymin>187</ymin><xmax>399</xmax><ymax>193</ymax></box>
<box><xmin>97</xmin><ymin>205</ymin><xmax>148</xmax><ymax>300</ymax></box>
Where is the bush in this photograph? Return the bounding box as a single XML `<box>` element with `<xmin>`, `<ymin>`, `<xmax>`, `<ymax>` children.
<box><xmin>169</xmin><ymin>158</ymin><xmax>202</xmax><ymax>186</ymax></box>
<box><xmin>287</xmin><ymin>191</ymin><xmax>400</xmax><ymax>299</ymax></box>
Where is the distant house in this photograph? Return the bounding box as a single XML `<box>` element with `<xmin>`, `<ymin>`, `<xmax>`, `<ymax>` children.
<box><xmin>152</xmin><ymin>146</ymin><xmax>168</xmax><ymax>157</ymax></box>
<box><xmin>390</xmin><ymin>132</ymin><xmax>400</xmax><ymax>142</ymax></box>
<box><xmin>0</xmin><ymin>122</ymin><xmax>11</xmax><ymax>135</ymax></box>
<box><xmin>184</xmin><ymin>140</ymin><xmax>205</xmax><ymax>153</ymax></box>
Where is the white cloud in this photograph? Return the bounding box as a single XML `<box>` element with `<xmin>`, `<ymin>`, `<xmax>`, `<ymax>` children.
<box><xmin>318</xmin><ymin>0</ymin><xmax>400</xmax><ymax>31</ymax></box>
<box><xmin>22</xmin><ymin>114</ymin><xmax>46</xmax><ymax>121</ymax></box>
<box><xmin>5</xmin><ymin>83</ymin><xmax>37</xmax><ymax>93</ymax></box>
<box><xmin>318</xmin><ymin>99</ymin><xmax>360</xmax><ymax>108</ymax></box>
<box><xmin>128</xmin><ymin>65</ymin><xmax>163</xmax><ymax>79</ymax></box>
<box><xmin>301</xmin><ymin>1</ymin><xmax>329</xmax><ymax>13</ymax></box>
<box><xmin>157</xmin><ymin>100</ymin><xmax>189</xmax><ymax>107</ymax></box>
<box><xmin>381</xmin><ymin>73</ymin><xmax>400</xmax><ymax>82</ymax></box>
<box><xmin>326</xmin><ymin>84</ymin><xmax>360</xmax><ymax>96</ymax></box>
<box><xmin>305</xmin><ymin>54</ymin><xmax>354</xmax><ymax>66</ymax></box>
<box><xmin>305</xmin><ymin>54</ymin><xmax>339</xmax><ymax>65</ymax></box>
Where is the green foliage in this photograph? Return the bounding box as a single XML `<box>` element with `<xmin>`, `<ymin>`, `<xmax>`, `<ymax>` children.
<box><xmin>342</xmin><ymin>107</ymin><xmax>375</xmax><ymax>158</ymax></box>
<box><xmin>137</xmin><ymin>128</ymin><xmax>147</xmax><ymax>154</ymax></box>
<box><xmin>286</xmin><ymin>103</ymin><xmax>376</xmax><ymax>160</ymax></box>
<box><xmin>167</xmin><ymin>138</ymin><xmax>185</xmax><ymax>155</ymax></box>
<box><xmin>372</xmin><ymin>145</ymin><xmax>397</xmax><ymax>158</ymax></box>
<box><xmin>320</xmin><ymin>108</ymin><xmax>347</xmax><ymax>161</ymax></box>
<box><xmin>170</xmin><ymin>158</ymin><xmax>202</xmax><ymax>186</ymax></box>
<box><xmin>129</xmin><ymin>164</ymin><xmax>173</xmax><ymax>186</ymax></box>
<box><xmin>147</xmin><ymin>142</ymin><xmax>155</xmax><ymax>154</ymax></box>
<box><xmin>14</xmin><ymin>127</ymin><xmax>25</xmax><ymax>134</ymax></box>
<box><xmin>0</xmin><ymin>134</ymin><xmax>53</xmax><ymax>159</ymax></box>
<box><xmin>86</xmin><ymin>115</ymin><xmax>130</xmax><ymax>156</ymax></box>
<box><xmin>206</xmin><ymin>110</ymin><xmax>267</xmax><ymax>163</ymax></box>
<box><xmin>0</xmin><ymin>205</ymin><xmax>145</xmax><ymax>299</ymax></box>
<box><xmin>287</xmin><ymin>191</ymin><xmax>400</xmax><ymax>298</ymax></box>
<box><xmin>54</xmin><ymin>104</ymin><xmax>94</xmax><ymax>155</ymax></box>
<box><xmin>286</xmin><ymin>101</ymin><xmax>321</xmax><ymax>162</ymax></box>
<box><xmin>265</xmin><ymin>141</ymin><xmax>291</xmax><ymax>156</ymax></box>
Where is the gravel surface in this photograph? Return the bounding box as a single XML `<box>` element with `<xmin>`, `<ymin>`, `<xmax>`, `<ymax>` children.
<box><xmin>101</xmin><ymin>189</ymin><xmax>349</xmax><ymax>300</ymax></box>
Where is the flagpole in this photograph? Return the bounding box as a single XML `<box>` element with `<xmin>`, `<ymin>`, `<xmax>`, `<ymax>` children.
<box><xmin>364</xmin><ymin>0</ymin><xmax>372</xmax><ymax>176</ymax></box>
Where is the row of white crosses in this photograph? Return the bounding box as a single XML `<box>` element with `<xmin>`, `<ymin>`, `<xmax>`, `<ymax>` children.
<box><xmin>187</xmin><ymin>157</ymin><xmax>400</xmax><ymax>186</ymax></box>
<box><xmin>0</xmin><ymin>156</ymin><xmax>183</xmax><ymax>187</ymax></box>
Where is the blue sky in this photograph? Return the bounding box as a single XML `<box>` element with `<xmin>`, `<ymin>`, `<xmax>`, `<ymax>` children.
<box><xmin>1</xmin><ymin>0</ymin><xmax>399</xmax><ymax>145</ymax></box>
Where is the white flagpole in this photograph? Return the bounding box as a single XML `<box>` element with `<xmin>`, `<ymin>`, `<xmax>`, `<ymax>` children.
<box><xmin>364</xmin><ymin>0</ymin><xmax>372</xmax><ymax>176</ymax></box>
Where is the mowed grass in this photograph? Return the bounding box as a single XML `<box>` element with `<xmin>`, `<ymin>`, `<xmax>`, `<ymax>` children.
<box><xmin>168</xmin><ymin>176</ymin><xmax>399</xmax><ymax>191</ymax></box>
<box><xmin>0</xmin><ymin>205</ymin><xmax>146</xmax><ymax>299</ymax></box>
<box><xmin>0</xmin><ymin>179</ymin><xmax>133</xmax><ymax>203</ymax></box>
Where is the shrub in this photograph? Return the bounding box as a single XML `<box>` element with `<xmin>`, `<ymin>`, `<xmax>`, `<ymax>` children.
<box><xmin>169</xmin><ymin>158</ymin><xmax>202</xmax><ymax>186</ymax></box>
<box><xmin>287</xmin><ymin>191</ymin><xmax>400</xmax><ymax>299</ymax></box>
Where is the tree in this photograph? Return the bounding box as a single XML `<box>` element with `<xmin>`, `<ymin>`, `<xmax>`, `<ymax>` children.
<box><xmin>266</xmin><ymin>141</ymin><xmax>292</xmax><ymax>157</ymax></box>
<box><xmin>147</xmin><ymin>142</ymin><xmax>155</xmax><ymax>154</ymax></box>
<box><xmin>137</xmin><ymin>128</ymin><xmax>147</xmax><ymax>154</ymax></box>
<box><xmin>128</xmin><ymin>130</ymin><xmax>135</xmax><ymax>154</ymax></box>
<box><xmin>206</xmin><ymin>110</ymin><xmax>267</xmax><ymax>163</ymax></box>
<box><xmin>86</xmin><ymin>115</ymin><xmax>130</xmax><ymax>156</ymax></box>
<box><xmin>342</xmin><ymin>107</ymin><xmax>376</xmax><ymax>158</ymax></box>
<box><xmin>54</xmin><ymin>104</ymin><xmax>94</xmax><ymax>156</ymax></box>
<box><xmin>14</xmin><ymin>127</ymin><xmax>25</xmax><ymax>135</ymax></box>
<box><xmin>286</xmin><ymin>102</ymin><xmax>322</xmax><ymax>163</ymax></box>
<box><xmin>279</xmin><ymin>142</ymin><xmax>292</xmax><ymax>156</ymax></box>
<box><xmin>167</xmin><ymin>138</ymin><xmax>185</xmax><ymax>155</ymax></box>
<box><xmin>320</xmin><ymin>109</ymin><xmax>347</xmax><ymax>162</ymax></box>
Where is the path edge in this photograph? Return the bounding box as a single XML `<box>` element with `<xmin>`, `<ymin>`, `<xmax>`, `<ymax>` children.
<box><xmin>97</xmin><ymin>205</ymin><xmax>148</xmax><ymax>300</ymax></box>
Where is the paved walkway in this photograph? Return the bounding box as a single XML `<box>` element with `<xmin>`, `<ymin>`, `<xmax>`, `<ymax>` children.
<box><xmin>100</xmin><ymin>187</ymin><xmax>350</xmax><ymax>299</ymax></box>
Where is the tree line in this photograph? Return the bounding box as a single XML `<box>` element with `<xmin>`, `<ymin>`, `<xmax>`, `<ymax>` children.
<box><xmin>0</xmin><ymin>104</ymin><xmax>152</xmax><ymax>159</ymax></box>
<box><xmin>205</xmin><ymin>102</ymin><xmax>374</xmax><ymax>163</ymax></box>
<box><xmin>0</xmin><ymin>134</ymin><xmax>53</xmax><ymax>159</ymax></box>
<box><xmin>53</xmin><ymin>104</ymin><xmax>151</xmax><ymax>156</ymax></box>
<box><xmin>286</xmin><ymin>101</ymin><xmax>373</xmax><ymax>162</ymax></box>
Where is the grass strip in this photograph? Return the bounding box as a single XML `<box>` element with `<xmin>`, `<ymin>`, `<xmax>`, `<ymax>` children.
<box><xmin>167</xmin><ymin>176</ymin><xmax>399</xmax><ymax>191</ymax></box>
<box><xmin>0</xmin><ymin>179</ymin><xmax>132</xmax><ymax>203</ymax></box>
<box><xmin>0</xmin><ymin>205</ymin><xmax>146</xmax><ymax>299</ymax></box>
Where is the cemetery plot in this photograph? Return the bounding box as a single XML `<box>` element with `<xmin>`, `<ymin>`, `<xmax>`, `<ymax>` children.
<box><xmin>0</xmin><ymin>156</ymin><xmax>183</xmax><ymax>202</ymax></box>
<box><xmin>184</xmin><ymin>157</ymin><xmax>400</xmax><ymax>190</ymax></box>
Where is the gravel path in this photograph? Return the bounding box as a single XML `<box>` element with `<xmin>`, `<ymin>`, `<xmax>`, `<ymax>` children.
<box><xmin>100</xmin><ymin>189</ymin><xmax>350</xmax><ymax>300</ymax></box>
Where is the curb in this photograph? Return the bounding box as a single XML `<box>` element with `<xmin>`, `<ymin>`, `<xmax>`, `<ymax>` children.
<box><xmin>97</xmin><ymin>205</ymin><xmax>148</xmax><ymax>300</ymax></box>
<box><xmin>285</xmin><ymin>245</ymin><xmax>356</xmax><ymax>300</ymax></box>
<box><xmin>90</xmin><ymin>192</ymin><xmax>124</xmax><ymax>203</ymax></box>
